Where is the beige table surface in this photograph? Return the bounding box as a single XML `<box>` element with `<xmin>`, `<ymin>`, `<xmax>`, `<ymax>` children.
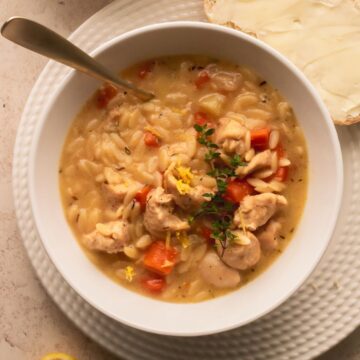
<box><xmin>0</xmin><ymin>1</ymin><xmax>359</xmax><ymax>359</ymax></box>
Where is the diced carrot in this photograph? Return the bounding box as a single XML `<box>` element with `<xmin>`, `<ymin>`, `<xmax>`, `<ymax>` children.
<box><xmin>135</xmin><ymin>185</ymin><xmax>152</xmax><ymax>210</ymax></box>
<box><xmin>223</xmin><ymin>179</ymin><xmax>254</xmax><ymax>203</ymax></box>
<box><xmin>201</xmin><ymin>226</ymin><xmax>214</xmax><ymax>245</ymax></box>
<box><xmin>138</xmin><ymin>60</ymin><xmax>155</xmax><ymax>79</ymax></box>
<box><xmin>96</xmin><ymin>84</ymin><xmax>118</xmax><ymax>109</ymax></box>
<box><xmin>264</xmin><ymin>142</ymin><xmax>289</xmax><ymax>182</ymax></box>
<box><xmin>143</xmin><ymin>241</ymin><xmax>177</xmax><ymax>275</ymax></box>
<box><xmin>141</xmin><ymin>276</ymin><xmax>166</xmax><ymax>293</ymax></box>
<box><xmin>275</xmin><ymin>143</ymin><xmax>286</xmax><ymax>159</ymax></box>
<box><xmin>265</xmin><ymin>166</ymin><xmax>289</xmax><ymax>182</ymax></box>
<box><xmin>144</xmin><ymin>131</ymin><xmax>160</xmax><ymax>147</ymax></box>
<box><xmin>250</xmin><ymin>128</ymin><xmax>270</xmax><ymax>151</ymax></box>
<box><xmin>195</xmin><ymin>71</ymin><xmax>210</xmax><ymax>89</ymax></box>
<box><xmin>194</xmin><ymin>111</ymin><xmax>208</xmax><ymax>126</ymax></box>
<box><xmin>274</xmin><ymin>166</ymin><xmax>289</xmax><ymax>182</ymax></box>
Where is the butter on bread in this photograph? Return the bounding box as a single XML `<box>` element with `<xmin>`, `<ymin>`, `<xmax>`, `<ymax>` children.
<box><xmin>204</xmin><ymin>0</ymin><xmax>360</xmax><ymax>125</ymax></box>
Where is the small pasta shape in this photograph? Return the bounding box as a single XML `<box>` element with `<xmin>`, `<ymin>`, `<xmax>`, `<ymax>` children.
<box><xmin>135</xmin><ymin>234</ymin><xmax>152</xmax><ymax>249</ymax></box>
<box><xmin>279</xmin><ymin>158</ymin><xmax>291</xmax><ymax>167</ymax></box>
<box><xmin>245</xmin><ymin>148</ymin><xmax>255</xmax><ymax>162</ymax></box>
<box><xmin>277</xmin><ymin>101</ymin><xmax>292</xmax><ymax>121</ymax></box>
<box><xmin>232</xmin><ymin>92</ymin><xmax>258</xmax><ymax>111</ymax></box>
<box><xmin>85</xmin><ymin>118</ymin><xmax>100</xmax><ymax>132</ymax></box>
<box><xmin>269</xmin><ymin>130</ymin><xmax>280</xmax><ymax>149</ymax></box>
<box><xmin>124</xmin><ymin>244</ymin><xmax>140</xmax><ymax>259</ymax></box>
<box><xmin>244</xmin><ymin>108</ymin><xmax>273</xmax><ymax>121</ymax></box>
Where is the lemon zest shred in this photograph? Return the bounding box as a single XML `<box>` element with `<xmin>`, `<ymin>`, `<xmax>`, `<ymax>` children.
<box><xmin>176</xmin><ymin>231</ymin><xmax>190</xmax><ymax>248</ymax></box>
<box><xmin>175</xmin><ymin>165</ymin><xmax>194</xmax><ymax>195</ymax></box>
<box><xmin>176</xmin><ymin>165</ymin><xmax>193</xmax><ymax>183</ymax></box>
<box><xmin>144</xmin><ymin>126</ymin><xmax>162</xmax><ymax>138</ymax></box>
<box><xmin>238</xmin><ymin>210</ymin><xmax>248</xmax><ymax>236</ymax></box>
<box><xmin>41</xmin><ymin>353</ymin><xmax>77</xmax><ymax>360</ymax></box>
<box><xmin>176</xmin><ymin>179</ymin><xmax>191</xmax><ymax>195</ymax></box>
<box><xmin>124</xmin><ymin>266</ymin><xmax>135</xmax><ymax>282</ymax></box>
<box><xmin>171</xmin><ymin>107</ymin><xmax>186</xmax><ymax>115</ymax></box>
<box><xmin>233</xmin><ymin>232</ymin><xmax>251</xmax><ymax>246</ymax></box>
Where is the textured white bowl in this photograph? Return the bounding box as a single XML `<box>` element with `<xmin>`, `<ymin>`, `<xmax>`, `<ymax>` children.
<box><xmin>29</xmin><ymin>21</ymin><xmax>343</xmax><ymax>336</ymax></box>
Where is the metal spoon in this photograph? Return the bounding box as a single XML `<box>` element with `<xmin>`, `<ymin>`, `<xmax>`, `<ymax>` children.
<box><xmin>1</xmin><ymin>17</ymin><xmax>154</xmax><ymax>101</ymax></box>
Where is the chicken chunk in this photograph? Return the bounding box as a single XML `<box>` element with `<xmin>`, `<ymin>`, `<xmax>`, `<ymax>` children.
<box><xmin>218</xmin><ymin>232</ymin><xmax>261</xmax><ymax>271</ymax></box>
<box><xmin>214</xmin><ymin>118</ymin><xmax>248</xmax><ymax>155</ymax></box>
<box><xmin>144</xmin><ymin>187</ymin><xmax>190</xmax><ymax>237</ymax></box>
<box><xmin>83</xmin><ymin>220</ymin><xmax>129</xmax><ymax>254</ymax></box>
<box><xmin>210</xmin><ymin>71</ymin><xmax>242</xmax><ymax>92</ymax></box>
<box><xmin>199</xmin><ymin>251</ymin><xmax>241</xmax><ymax>288</ymax></box>
<box><xmin>163</xmin><ymin>167</ymin><xmax>215</xmax><ymax>210</ymax></box>
<box><xmin>198</xmin><ymin>93</ymin><xmax>226</xmax><ymax>117</ymax></box>
<box><xmin>236</xmin><ymin>150</ymin><xmax>272</xmax><ymax>178</ymax></box>
<box><xmin>257</xmin><ymin>220</ymin><xmax>282</xmax><ymax>252</ymax></box>
<box><xmin>234</xmin><ymin>193</ymin><xmax>287</xmax><ymax>231</ymax></box>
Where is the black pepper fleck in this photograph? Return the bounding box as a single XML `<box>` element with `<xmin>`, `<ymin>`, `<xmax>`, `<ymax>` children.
<box><xmin>124</xmin><ymin>146</ymin><xmax>131</xmax><ymax>155</ymax></box>
<box><xmin>259</xmin><ymin>80</ymin><xmax>267</xmax><ymax>86</ymax></box>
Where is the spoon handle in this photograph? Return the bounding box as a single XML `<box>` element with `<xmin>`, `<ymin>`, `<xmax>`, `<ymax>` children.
<box><xmin>1</xmin><ymin>17</ymin><xmax>154</xmax><ymax>101</ymax></box>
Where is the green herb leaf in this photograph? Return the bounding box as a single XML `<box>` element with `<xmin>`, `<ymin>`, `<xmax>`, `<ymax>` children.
<box><xmin>194</xmin><ymin>124</ymin><xmax>204</xmax><ymax>132</ymax></box>
<box><xmin>192</xmin><ymin>122</ymin><xmax>247</xmax><ymax>254</ymax></box>
<box><xmin>230</xmin><ymin>154</ymin><xmax>247</xmax><ymax>168</ymax></box>
<box><xmin>205</xmin><ymin>128</ymin><xmax>215</xmax><ymax>136</ymax></box>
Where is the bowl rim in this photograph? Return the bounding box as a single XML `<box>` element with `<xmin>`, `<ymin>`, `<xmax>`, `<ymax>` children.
<box><xmin>28</xmin><ymin>20</ymin><xmax>343</xmax><ymax>336</ymax></box>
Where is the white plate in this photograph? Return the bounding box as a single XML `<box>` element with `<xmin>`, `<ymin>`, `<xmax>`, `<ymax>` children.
<box><xmin>13</xmin><ymin>0</ymin><xmax>360</xmax><ymax>358</ymax></box>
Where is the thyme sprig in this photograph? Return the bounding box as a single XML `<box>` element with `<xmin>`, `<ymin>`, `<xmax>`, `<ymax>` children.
<box><xmin>194</xmin><ymin>124</ymin><xmax>220</xmax><ymax>162</ymax></box>
<box><xmin>192</xmin><ymin>122</ymin><xmax>247</xmax><ymax>254</ymax></box>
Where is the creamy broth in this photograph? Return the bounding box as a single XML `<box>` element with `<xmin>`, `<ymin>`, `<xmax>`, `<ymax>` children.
<box><xmin>59</xmin><ymin>55</ymin><xmax>308</xmax><ymax>303</ymax></box>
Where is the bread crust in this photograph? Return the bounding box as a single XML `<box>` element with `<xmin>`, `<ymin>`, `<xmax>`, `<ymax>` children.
<box><xmin>204</xmin><ymin>0</ymin><xmax>360</xmax><ymax>126</ymax></box>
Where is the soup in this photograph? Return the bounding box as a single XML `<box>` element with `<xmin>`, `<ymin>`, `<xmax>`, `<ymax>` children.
<box><xmin>59</xmin><ymin>55</ymin><xmax>308</xmax><ymax>303</ymax></box>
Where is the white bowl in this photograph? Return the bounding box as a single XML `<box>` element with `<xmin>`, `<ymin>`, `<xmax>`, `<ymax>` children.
<box><xmin>29</xmin><ymin>21</ymin><xmax>343</xmax><ymax>336</ymax></box>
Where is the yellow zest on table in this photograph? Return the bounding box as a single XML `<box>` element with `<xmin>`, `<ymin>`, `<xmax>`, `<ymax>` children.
<box><xmin>175</xmin><ymin>165</ymin><xmax>193</xmax><ymax>195</ymax></box>
<box><xmin>124</xmin><ymin>266</ymin><xmax>135</xmax><ymax>282</ymax></box>
<box><xmin>176</xmin><ymin>231</ymin><xmax>190</xmax><ymax>248</ymax></box>
<box><xmin>41</xmin><ymin>353</ymin><xmax>77</xmax><ymax>360</ymax></box>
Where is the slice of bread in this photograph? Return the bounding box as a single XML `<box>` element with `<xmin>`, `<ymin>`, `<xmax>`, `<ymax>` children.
<box><xmin>204</xmin><ymin>0</ymin><xmax>360</xmax><ymax>125</ymax></box>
